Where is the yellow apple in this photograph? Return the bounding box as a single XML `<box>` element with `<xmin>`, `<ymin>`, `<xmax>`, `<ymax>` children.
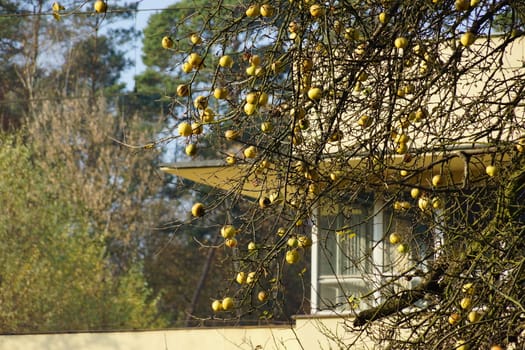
<box><xmin>461</xmin><ymin>32</ymin><xmax>475</xmax><ymax>47</ymax></box>
<box><xmin>309</xmin><ymin>4</ymin><xmax>324</xmax><ymax>17</ymax></box>
<box><xmin>394</xmin><ymin>37</ymin><xmax>408</xmax><ymax>49</ymax></box>
<box><xmin>211</xmin><ymin>299</ymin><xmax>223</xmax><ymax>312</ymax></box>
<box><xmin>244</xmin><ymin>103</ymin><xmax>257</xmax><ymax>115</ymax></box>
<box><xmin>176</xmin><ymin>84</ymin><xmax>190</xmax><ymax>97</ymax></box>
<box><xmin>248</xmin><ymin>241</ymin><xmax>257</xmax><ymax>251</ymax></box>
<box><xmin>225</xmin><ymin>155</ymin><xmax>236</xmax><ymax>165</ymax></box>
<box><xmin>94</xmin><ymin>0</ymin><xmax>107</xmax><ymax>13</ymax></box>
<box><xmin>191</xmin><ymin>122</ymin><xmax>203</xmax><ymax>135</ymax></box>
<box><xmin>516</xmin><ymin>138</ymin><xmax>525</xmax><ymax>152</ymax></box>
<box><xmin>432</xmin><ymin>174</ymin><xmax>443</xmax><ymax>187</ymax></box>
<box><xmin>261</xmin><ymin>121</ymin><xmax>273</xmax><ymax>133</ymax></box>
<box><xmin>486</xmin><ymin>165</ymin><xmax>498</xmax><ymax>177</ymax></box>
<box><xmin>221</xmin><ymin>297</ymin><xmax>234</xmax><ymax>311</ymax></box>
<box><xmin>307</xmin><ymin>87</ymin><xmax>323</xmax><ymax>100</ymax></box>
<box><xmin>389</xmin><ymin>232</ymin><xmax>401</xmax><ymax>245</ymax></box>
<box><xmin>467</xmin><ymin>310</ymin><xmax>480</xmax><ymax>323</ymax></box>
<box><xmin>178</xmin><ymin>122</ymin><xmax>193</xmax><ymax>137</ymax></box>
<box><xmin>288</xmin><ymin>21</ymin><xmax>299</xmax><ymax>33</ymax></box>
<box><xmin>400</xmin><ymin>170</ymin><xmax>409</xmax><ymax>177</ymax></box>
<box><xmin>246</xmin><ymin>92</ymin><xmax>258</xmax><ymax>104</ymax></box>
<box><xmin>490</xmin><ymin>345</ymin><xmax>503</xmax><ymax>350</ymax></box>
<box><xmin>188</xmin><ymin>52</ymin><xmax>203</xmax><ymax>68</ymax></box>
<box><xmin>236</xmin><ymin>271</ymin><xmax>246</xmax><ymax>284</ymax></box>
<box><xmin>193</xmin><ymin>95</ymin><xmax>208</xmax><ymax>110</ymax></box>
<box><xmin>258</xmin><ymin>92</ymin><xmax>269</xmax><ymax>106</ymax></box>
<box><xmin>219</xmin><ymin>55</ymin><xmax>234</xmax><ymax>68</ymax></box>
<box><xmin>287</xmin><ymin>237</ymin><xmax>299</xmax><ymax>248</ymax></box>
<box><xmin>418</xmin><ymin>197</ymin><xmax>430</xmax><ymax>211</ymax></box>
<box><xmin>397</xmin><ymin>243</ymin><xmax>409</xmax><ymax>254</ymax></box>
<box><xmin>246</xmin><ymin>65</ymin><xmax>257</xmax><ymax>76</ymax></box>
<box><xmin>257</xmin><ymin>291</ymin><xmax>268</xmax><ymax>302</ymax></box>
<box><xmin>357</xmin><ymin>114</ymin><xmax>372</xmax><ymax>128</ymax></box>
<box><xmin>460</xmin><ymin>297</ymin><xmax>472</xmax><ymax>310</ymax></box>
<box><xmin>246</xmin><ymin>271</ymin><xmax>256</xmax><ymax>284</ymax></box>
<box><xmin>182</xmin><ymin>62</ymin><xmax>193</xmax><ymax>73</ymax></box>
<box><xmin>161</xmin><ymin>36</ymin><xmax>174</xmax><ymax>49</ymax></box>
<box><xmin>225</xmin><ymin>237</ymin><xmax>237</xmax><ymax>248</ymax></box>
<box><xmin>396</xmin><ymin>142</ymin><xmax>408</xmax><ymax>154</ymax></box>
<box><xmin>220</xmin><ymin>225</ymin><xmax>237</xmax><ymax>239</ymax></box>
<box><xmin>191</xmin><ymin>203</ymin><xmax>205</xmax><ymax>217</ymax></box>
<box><xmin>213</xmin><ymin>87</ymin><xmax>228</xmax><ymax>99</ymax></box>
<box><xmin>448</xmin><ymin>312</ymin><xmax>461</xmax><ymax>325</ymax></box>
<box><xmin>224</xmin><ymin>129</ymin><xmax>239</xmax><ymax>141</ymax></box>
<box><xmin>432</xmin><ymin>197</ymin><xmax>443</xmax><ymax>209</ymax></box>
<box><xmin>260</xmin><ymin>4</ymin><xmax>274</xmax><ymax>17</ymax></box>
<box><xmin>455</xmin><ymin>0</ymin><xmax>469</xmax><ymax>11</ymax></box>
<box><xmin>277</xmin><ymin>227</ymin><xmax>286</xmax><ymax>236</ymax></box>
<box><xmin>249</xmin><ymin>55</ymin><xmax>261</xmax><ymax>66</ymax></box>
<box><xmin>246</xmin><ymin>4</ymin><xmax>260</xmax><ymax>17</ymax></box>
<box><xmin>462</xmin><ymin>283</ymin><xmax>474</xmax><ymax>294</ymax></box>
<box><xmin>244</xmin><ymin>146</ymin><xmax>257</xmax><ymax>158</ymax></box>
<box><xmin>378</xmin><ymin>12</ymin><xmax>388</xmax><ymax>24</ymax></box>
<box><xmin>285</xmin><ymin>249</ymin><xmax>300</xmax><ymax>264</ymax></box>
<box><xmin>190</xmin><ymin>33</ymin><xmax>202</xmax><ymax>45</ymax></box>
<box><xmin>298</xmin><ymin>235</ymin><xmax>312</xmax><ymax>248</ymax></box>
<box><xmin>410</xmin><ymin>188</ymin><xmax>420</xmax><ymax>199</ymax></box>
<box><xmin>184</xmin><ymin>143</ymin><xmax>196</xmax><ymax>158</ymax></box>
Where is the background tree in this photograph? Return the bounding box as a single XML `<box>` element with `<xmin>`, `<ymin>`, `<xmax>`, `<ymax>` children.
<box><xmin>145</xmin><ymin>0</ymin><xmax>525</xmax><ymax>348</ymax></box>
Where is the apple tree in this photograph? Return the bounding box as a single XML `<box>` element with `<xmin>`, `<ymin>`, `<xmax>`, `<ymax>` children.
<box><xmin>142</xmin><ymin>0</ymin><xmax>524</xmax><ymax>347</ymax></box>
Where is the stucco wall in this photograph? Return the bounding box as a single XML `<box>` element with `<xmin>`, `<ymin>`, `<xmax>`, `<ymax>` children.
<box><xmin>0</xmin><ymin>316</ymin><xmax>373</xmax><ymax>350</ymax></box>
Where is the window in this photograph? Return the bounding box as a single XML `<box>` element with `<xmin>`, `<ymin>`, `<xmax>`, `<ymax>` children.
<box><xmin>311</xmin><ymin>197</ymin><xmax>433</xmax><ymax>313</ymax></box>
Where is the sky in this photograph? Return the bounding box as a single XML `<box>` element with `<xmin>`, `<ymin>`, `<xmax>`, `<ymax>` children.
<box><xmin>118</xmin><ymin>0</ymin><xmax>177</xmax><ymax>89</ymax></box>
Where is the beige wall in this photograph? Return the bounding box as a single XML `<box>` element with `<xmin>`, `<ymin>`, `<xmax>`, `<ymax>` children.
<box><xmin>0</xmin><ymin>316</ymin><xmax>373</xmax><ymax>350</ymax></box>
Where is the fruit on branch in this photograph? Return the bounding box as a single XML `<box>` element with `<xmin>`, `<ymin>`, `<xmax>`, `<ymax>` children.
<box><xmin>298</xmin><ymin>235</ymin><xmax>312</xmax><ymax>248</ymax></box>
<box><xmin>462</xmin><ymin>283</ymin><xmax>474</xmax><ymax>294</ymax></box>
<box><xmin>257</xmin><ymin>291</ymin><xmax>268</xmax><ymax>302</ymax></box>
<box><xmin>490</xmin><ymin>345</ymin><xmax>503</xmax><ymax>350</ymax></box>
<box><xmin>418</xmin><ymin>197</ymin><xmax>430</xmax><ymax>211</ymax></box>
<box><xmin>455</xmin><ymin>0</ymin><xmax>470</xmax><ymax>11</ymax></box>
<box><xmin>307</xmin><ymin>87</ymin><xmax>323</xmax><ymax>100</ymax></box>
<box><xmin>94</xmin><ymin>0</ymin><xmax>107</xmax><ymax>13</ymax></box>
<box><xmin>357</xmin><ymin>114</ymin><xmax>372</xmax><ymax>128</ymax></box>
<box><xmin>176</xmin><ymin>84</ymin><xmax>190</xmax><ymax>97</ymax></box>
<box><xmin>460</xmin><ymin>32</ymin><xmax>475</xmax><ymax>47</ymax></box>
<box><xmin>467</xmin><ymin>310</ymin><xmax>480</xmax><ymax>323</ymax></box>
<box><xmin>162</xmin><ymin>36</ymin><xmax>174</xmax><ymax>49</ymax></box>
<box><xmin>259</xmin><ymin>197</ymin><xmax>270</xmax><ymax>208</ymax></box>
<box><xmin>448</xmin><ymin>312</ymin><xmax>461</xmax><ymax>325</ymax></box>
<box><xmin>193</xmin><ymin>95</ymin><xmax>208</xmax><ymax>110</ymax></box>
<box><xmin>455</xmin><ymin>340</ymin><xmax>469</xmax><ymax>350</ymax></box>
<box><xmin>287</xmin><ymin>237</ymin><xmax>299</xmax><ymax>248</ymax></box>
<box><xmin>191</xmin><ymin>203</ymin><xmax>205</xmax><ymax>217</ymax></box>
<box><xmin>225</xmin><ymin>237</ymin><xmax>238</xmax><ymax>248</ymax></box>
<box><xmin>185</xmin><ymin>144</ymin><xmax>197</xmax><ymax>156</ymax></box>
<box><xmin>225</xmin><ymin>155</ymin><xmax>236</xmax><ymax>165</ymax></box>
<box><xmin>219</xmin><ymin>55</ymin><xmax>234</xmax><ymax>68</ymax></box>
<box><xmin>248</xmin><ymin>241</ymin><xmax>257</xmax><ymax>251</ymax></box>
<box><xmin>214</xmin><ymin>87</ymin><xmax>228</xmax><ymax>99</ymax></box>
<box><xmin>244</xmin><ymin>103</ymin><xmax>257</xmax><ymax>115</ymax></box>
<box><xmin>191</xmin><ymin>122</ymin><xmax>203</xmax><ymax>135</ymax></box>
<box><xmin>397</xmin><ymin>243</ymin><xmax>409</xmax><ymax>254</ymax></box>
<box><xmin>190</xmin><ymin>33</ymin><xmax>202</xmax><ymax>45</ymax></box>
<box><xmin>188</xmin><ymin>53</ymin><xmax>203</xmax><ymax>68</ymax></box>
<box><xmin>486</xmin><ymin>165</ymin><xmax>498</xmax><ymax>177</ymax></box>
<box><xmin>236</xmin><ymin>272</ymin><xmax>246</xmax><ymax>284</ymax></box>
<box><xmin>221</xmin><ymin>297</ymin><xmax>234</xmax><ymax>311</ymax></box>
<box><xmin>378</xmin><ymin>12</ymin><xmax>388</xmax><ymax>24</ymax></box>
<box><xmin>211</xmin><ymin>299</ymin><xmax>223</xmax><ymax>312</ymax></box>
<box><xmin>224</xmin><ymin>129</ymin><xmax>239</xmax><ymax>141</ymax></box>
<box><xmin>432</xmin><ymin>197</ymin><xmax>443</xmax><ymax>209</ymax></box>
<box><xmin>261</xmin><ymin>121</ymin><xmax>273</xmax><ymax>133</ymax></box>
<box><xmin>182</xmin><ymin>62</ymin><xmax>193</xmax><ymax>73</ymax></box>
<box><xmin>309</xmin><ymin>4</ymin><xmax>324</xmax><ymax>18</ymax></box>
<box><xmin>460</xmin><ymin>297</ymin><xmax>472</xmax><ymax>310</ymax></box>
<box><xmin>260</xmin><ymin>4</ymin><xmax>274</xmax><ymax>17</ymax></box>
<box><xmin>245</xmin><ymin>4</ymin><xmax>260</xmax><ymax>17</ymax></box>
<box><xmin>178</xmin><ymin>122</ymin><xmax>193</xmax><ymax>137</ymax></box>
<box><xmin>221</xmin><ymin>225</ymin><xmax>237</xmax><ymax>239</ymax></box>
<box><xmin>431</xmin><ymin>174</ymin><xmax>443</xmax><ymax>187</ymax></box>
<box><xmin>410</xmin><ymin>188</ymin><xmax>420</xmax><ymax>199</ymax></box>
<box><xmin>258</xmin><ymin>92</ymin><xmax>269</xmax><ymax>106</ymax></box>
<box><xmin>249</xmin><ymin>55</ymin><xmax>261</xmax><ymax>66</ymax></box>
<box><xmin>285</xmin><ymin>249</ymin><xmax>300</xmax><ymax>264</ymax></box>
<box><xmin>394</xmin><ymin>37</ymin><xmax>408</xmax><ymax>49</ymax></box>
<box><xmin>389</xmin><ymin>232</ymin><xmax>401</xmax><ymax>245</ymax></box>
<box><xmin>244</xmin><ymin>146</ymin><xmax>257</xmax><ymax>159</ymax></box>
<box><xmin>246</xmin><ymin>272</ymin><xmax>256</xmax><ymax>284</ymax></box>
